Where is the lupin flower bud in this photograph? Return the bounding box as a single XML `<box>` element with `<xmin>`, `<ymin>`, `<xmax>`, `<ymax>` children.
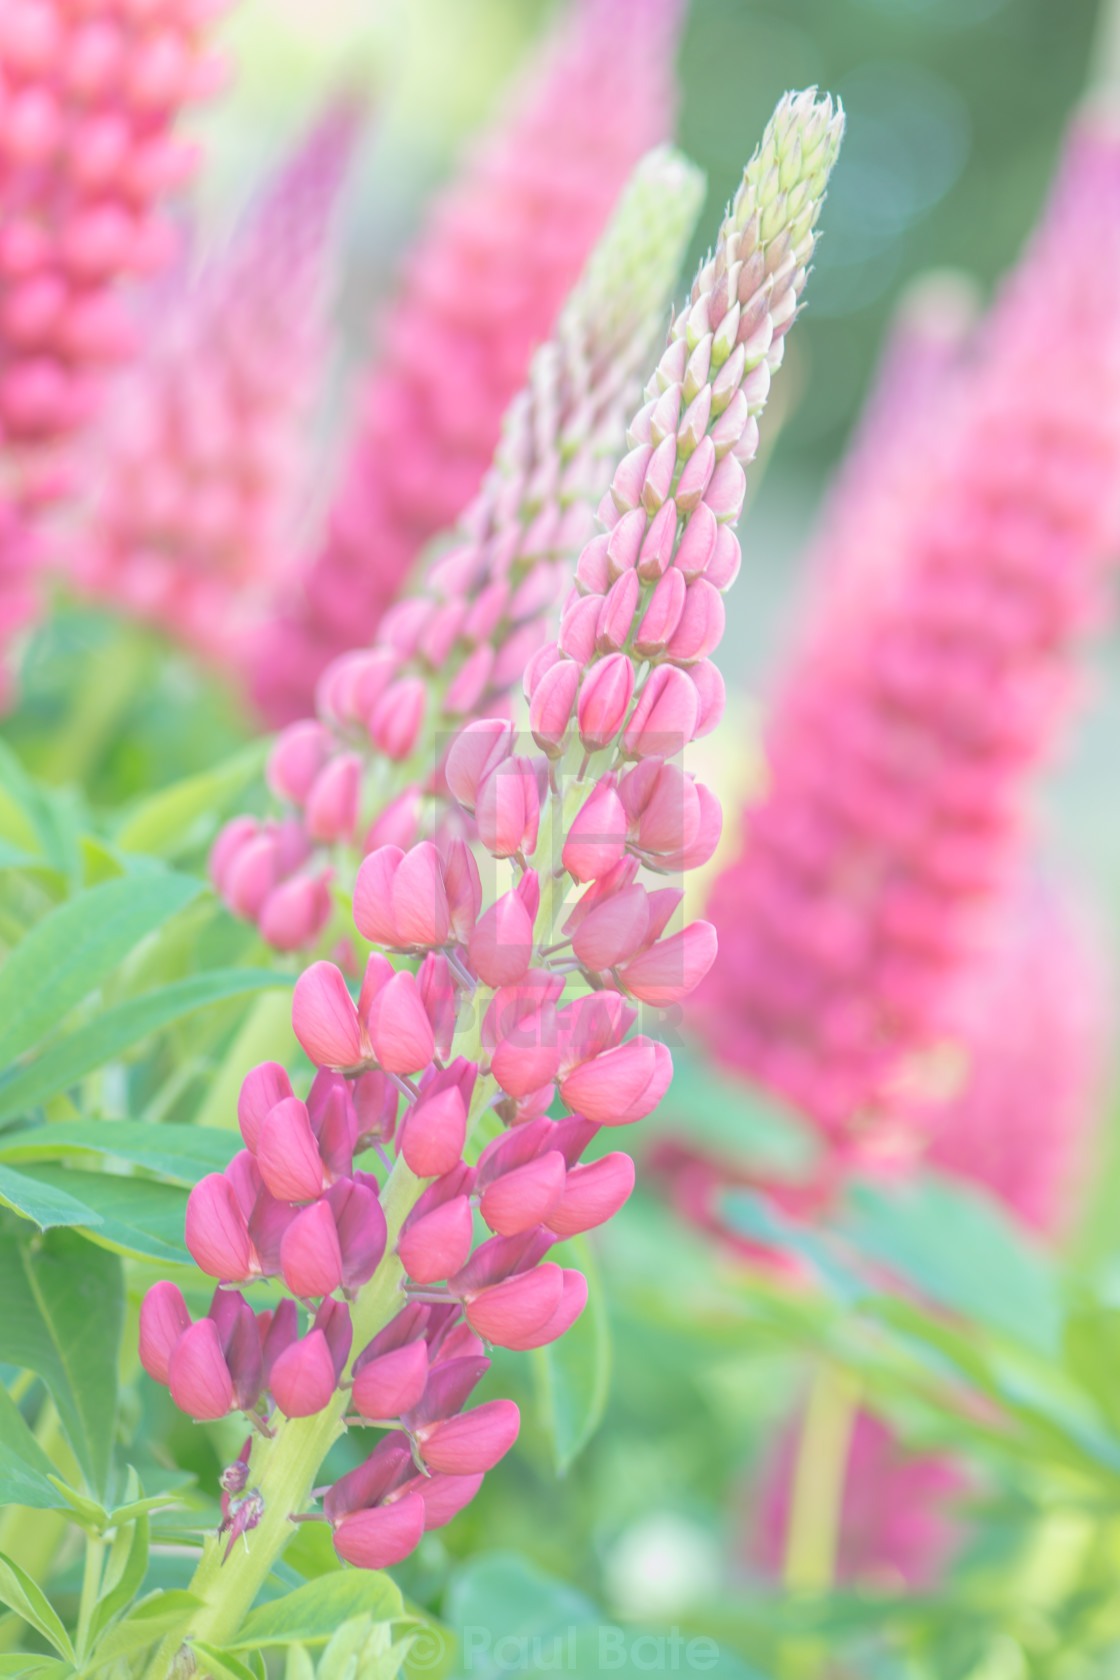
<box><xmin>292</xmin><ymin>962</ymin><xmax>364</xmax><ymax>1071</ymax></box>
<box><xmin>270</xmin><ymin>1300</ymin><xmax>352</xmax><ymax>1419</ymax></box>
<box><xmin>139</xmin><ymin>1281</ymin><xmax>192</xmax><ymax>1386</ymax></box>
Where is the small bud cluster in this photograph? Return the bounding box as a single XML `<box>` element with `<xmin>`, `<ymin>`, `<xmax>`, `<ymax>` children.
<box><xmin>690</xmin><ymin>117</ymin><xmax>1120</xmax><ymax>1151</ymax></box>
<box><xmin>147</xmin><ymin>90</ymin><xmax>843</xmax><ymax>1578</ymax></box>
<box><xmin>213</xmin><ymin>146</ymin><xmax>706</xmax><ymax>952</ymax></box>
<box><xmin>0</xmin><ymin>0</ymin><xmax>226</xmax><ymax>491</ymax></box>
<box><xmin>249</xmin><ymin>0</ymin><xmax>686</xmax><ymax>726</ymax></box>
<box><xmin>68</xmin><ymin>103</ymin><xmax>359</xmax><ymax>661</ymax></box>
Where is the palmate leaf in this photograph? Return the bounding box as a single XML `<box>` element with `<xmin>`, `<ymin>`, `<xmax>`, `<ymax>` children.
<box><xmin>0</xmin><ymin>1221</ymin><xmax>122</xmax><ymax>1495</ymax></box>
<box><xmin>0</xmin><ymin>969</ymin><xmax>290</xmax><ymax>1122</ymax></box>
<box><xmin>0</xmin><ymin>873</ymin><xmax>203</xmax><ymax>1070</ymax></box>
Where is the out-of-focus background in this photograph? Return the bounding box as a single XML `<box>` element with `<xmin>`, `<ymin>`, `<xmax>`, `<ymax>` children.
<box><xmin>12</xmin><ymin>3</ymin><xmax>1120</xmax><ymax>1667</ymax></box>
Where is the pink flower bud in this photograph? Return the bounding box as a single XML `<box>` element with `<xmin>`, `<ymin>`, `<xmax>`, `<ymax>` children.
<box><xmin>364</xmin><ymin>785</ymin><xmax>421</xmax><ymax>853</ymax></box>
<box><xmin>638</xmin><ymin>498</ymin><xmax>678</xmax><ymax>581</ymax></box>
<box><xmin>400</xmin><ymin>1085</ymin><xmax>467</xmax><ymax>1178</ymax></box>
<box><xmin>257</xmin><ymin>1097</ymin><xmax>324</xmax><ymax>1203</ymax></box>
<box><xmin>267</xmin><ymin>721</ymin><xmax>333</xmax><ymax>805</ymax></box>
<box><xmin>415</xmin><ymin>1471</ymin><xmax>485</xmax><ymax>1531</ymax></box>
<box><xmin>674</xmin><ymin>502</ymin><xmax>718</xmax><ymax>582</ymax></box>
<box><xmin>572</xmin><ymin>884</ymin><xmax>652</xmax><ymax>970</ymax></box>
<box><xmin>559</xmin><ymin>592</ymin><xmax>602</xmax><ymax>665</ymax></box>
<box><xmin>398</xmin><ymin>1196</ymin><xmax>474</xmax><ymax>1285</ymax></box>
<box><xmin>633</xmin><ymin>568</ymin><xmax>686</xmax><ymax>658</ymax></box>
<box><xmin>575</xmin><ymin>534</ymin><xmax>611</xmax><ymax>594</ymax></box>
<box><xmin>139</xmin><ymin>1280</ymin><xmax>191</xmax><ymax>1385</ymax></box>
<box><xmin>318</xmin><ymin>649</ymin><xmax>397</xmax><ymax>727</ymax></box>
<box><xmin>611</xmin><ymin>443</ymin><xmax>653</xmax><ymax>513</ymax></box>
<box><xmin>353</xmin><ymin>1340</ymin><xmax>430</xmax><ymax>1421</ymax></box>
<box><xmin>225</xmin><ymin>834</ymin><xmax>280</xmax><ymax>920</ymax></box>
<box><xmin>577</xmin><ymin>653</ymin><xmax>635</xmax><ymax>751</ymax></box>
<box><xmin>307</xmin><ymin>1074</ymin><xmax>357</xmax><ymax>1179</ymax></box>
<box><xmin>420</xmin><ymin>1399</ymin><xmax>521</xmax><ymax>1474</ymax></box>
<box><xmin>269</xmin><ymin>1328</ymin><xmax>337</xmax><ymax>1418</ymax></box>
<box><xmin>168</xmin><ymin>1319</ymin><xmax>234</xmax><ymax>1421</ymax></box>
<box><xmin>479</xmin><ymin>1151</ymin><xmax>566</xmax><ymax>1236</ymax></box>
<box><xmin>354</xmin><ymin>1069</ymin><xmax>399</xmax><ymax>1147</ymax></box>
<box><xmin>445</xmin><ymin>719</ymin><xmax>515</xmax><ymax>813</ymax></box>
<box><xmin>490</xmin><ymin>1005</ymin><xmax>561</xmax><ymax>1100</ymax></box>
<box><xmin>469</xmin><ymin>888</ymin><xmax>536</xmax><ymax>987</ymax></box>
<box><xmin>665</xmin><ymin>579</ymin><xmax>726</xmax><ymax>664</ymax></box>
<box><xmin>705</xmin><ymin>527</ymin><xmax>742</xmax><ymax>592</ymax></box>
<box><xmin>292</xmin><ymin>962</ymin><xmax>364</xmax><ymax>1070</ymax></box>
<box><xmin>704</xmin><ymin>451</ymin><xmax>747</xmax><ymax>522</ymax></box>
<box><xmin>624</xmin><ymin>761</ymin><xmax>702</xmax><ymax>857</ymax></box>
<box><xmin>606</xmin><ymin>507</ymin><xmax>647</xmax><ymax>578</ymax></box>
<box><xmin>328</xmin><ymin>1175</ymin><xmax>388</xmax><ymax>1291</ymax></box>
<box><xmin>622</xmin><ymin>663</ymin><xmax>699</xmax><ymax>758</ymax></box>
<box><xmin>562</xmin><ymin>784</ymin><xmax>629</xmax><ymax>883</ymax></box>
<box><xmin>464</xmin><ymin>1264</ymin><xmax>564</xmax><ymax>1347</ymax></box>
<box><xmin>560</xmin><ymin>1037</ymin><xmax>673</xmax><ymax>1125</ymax></box>
<box><xmin>642</xmin><ymin>435</ymin><xmax>677</xmax><ymax>512</ymax></box>
<box><xmin>443</xmin><ymin>838</ymin><xmax>483</xmax><ymax>943</ymax></box>
<box><xmin>546</xmin><ymin>1153</ymin><xmax>636</xmax><ymax>1236</ymax></box>
<box><xmin>237</xmin><ymin>1061</ymin><xmax>293</xmax><ymax>1154</ymax></box>
<box><xmin>558</xmin><ymin>991</ymin><xmax>635</xmax><ymax>1072</ymax></box>
<box><xmin>305</xmin><ymin>753</ymin><xmax>362</xmax><ymax>844</ymax></box>
<box><xmin>209</xmin><ymin>816</ymin><xmax>258</xmax><ymax>897</ymax></box>
<box><xmin>365</xmin><ymin>971</ymin><xmax>435</xmax><ymax>1075</ymax></box>
<box><xmin>529</xmin><ymin>658</ymin><xmax>579</xmax><ymax>755</ymax></box>
<box><xmin>675</xmin><ymin>434</ymin><xmax>716</xmax><ymax>512</ymax></box>
<box><xmin>332</xmin><ymin>1496</ymin><xmax>426</xmax><ymax>1570</ymax></box>
<box><xmin>392</xmin><ymin>843</ymin><xmax>452</xmax><ymax>948</ymax></box>
<box><xmin>280</xmin><ymin>1198</ymin><xmax>344</xmax><ymax>1299</ymax></box>
<box><xmin>370</xmin><ymin>676</ymin><xmax>426</xmax><ymax>761</ymax></box>
<box><xmin>353</xmin><ymin>846</ymin><xmax>401</xmax><ymax>946</ymax></box>
<box><xmin>185</xmin><ymin>1173</ymin><xmax>256</xmax><ymax>1281</ymax></box>
<box><xmin>596</xmin><ymin>571</ymin><xmax>641</xmax><ymax>654</ymax></box>
<box><xmin>260</xmin><ymin>1299</ymin><xmax>299</xmax><ymax>1384</ymax></box>
<box><xmin>658</xmin><ymin>782</ymin><xmax>723</xmax><ymax>872</ymax></box>
<box><xmin>500</xmin><ymin>1268</ymin><xmax>589</xmax><ymax>1350</ymax></box>
<box><xmin>476</xmin><ymin>757</ymin><xmax>540</xmax><ymax>859</ymax></box>
<box><xmin>259</xmin><ymin>872</ymin><xmax>333</xmax><ymax>952</ymax></box>
<box><xmin>443</xmin><ymin>644</ymin><xmax>495</xmax><ymax>716</ymax></box>
<box><xmin>619</xmin><ymin>921</ymin><xmax>718</xmax><ymax>1006</ymax></box>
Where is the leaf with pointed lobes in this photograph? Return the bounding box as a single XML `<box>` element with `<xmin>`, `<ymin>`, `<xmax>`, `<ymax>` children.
<box><xmin>353</xmin><ymin>1339</ymin><xmax>431</xmax><ymax>1421</ymax></box>
<box><xmin>332</xmin><ymin>1494</ymin><xmax>427</xmax><ymax>1569</ymax></box>
<box><xmin>327</xmin><ymin>1173</ymin><xmax>387</xmax><ymax>1291</ymax></box>
<box><xmin>293</xmin><ymin>961</ymin><xmax>364</xmax><ymax>1070</ymax></box>
<box><xmin>480</xmin><ymin>1151</ymin><xmax>567</xmax><ymax>1236</ymax></box>
<box><xmin>445</xmin><ymin>718</ymin><xmax>515</xmax><ymax>813</ymax></box>
<box><xmin>281</xmin><ymin>1197</ymin><xmax>344</xmax><ymax>1298</ymax></box>
<box><xmin>476</xmin><ymin>755</ymin><xmax>541</xmax><ymax>859</ymax></box>
<box><xmin>469</xmin><ymin>889</ymin><xmax>535</xmax><ymax>987</ymax></box>
<box><xmin>560</xmin><ymin>1036</ymin><xmax>673</xmax><ymax>1124</ymax></box>
<box><xmin>491</xmin><ymin>1003</ymin><xmax>561</xmax><ymax>1101</ymax></box>
<box><xmin>619</xmin><ymin>920</ymin><xmax>718</xmax><ymax>1005</ymax></box>
<box><xmin>307</xmin><ymin>1071</ymin><xmax>357</xmax><ymax>1178</ymax></box>
<box><xmin>365</xmin><ymin>970</ymin><xmax>436</xmax><ymax>1075</ymax></box>
<box><xmin>140</xmin><ymin>1280</ymin><xmax>192</xmax><ymax>1384</ymax></box>
<box><xmin>169</xmin><ymin>1320</ymin><xmax>235</xmax><ymax>1421</ymax></box>
<box><xmin>562</xmin><ymin>784</ymin><xmax>629</xmax><ymax>883</ymax></box>
<box><xmin>418</xmin><ymin>1399</ymin><xmax>521</xmax><ymax>1475</ymax></box>
<box><xmin>186</xmin><ymin>1171</ymin><xmax>257</xmax><ymax>1282</ymax></box>
<box><xmin>209</xmin><ymin>1287</ymin><xmax>264</xmax><ymax>1411</ymax></box>
<box><xmin>257</xmin><ymin>1096</ymin><xmax>324</xmax><ymax>1203</ymax></box>
<box><xmin>464</xmin><ymin>1264</ymin><xmax>566</xmax><ymax>1347</ymax></box>
<box><xmin>238</xmin><ymin>1061</ymin><xmax>294</xmax><ymax>1153</ymax></box>
<box><xmin>546</xmin><ymin>1152</ymin><xmax>636</xmax><ymax>1236</ymax></box>
<box><xmin>499</xmin><ymin>1267</ymin><xmax>589</xmax><ymax>1350</ymax></box>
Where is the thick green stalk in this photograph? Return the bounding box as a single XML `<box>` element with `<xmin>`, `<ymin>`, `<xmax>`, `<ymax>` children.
<box><xmin>782</xmin><ymin>1360</ymin><xmax>859</xmax><ymax>1593</ymax></box>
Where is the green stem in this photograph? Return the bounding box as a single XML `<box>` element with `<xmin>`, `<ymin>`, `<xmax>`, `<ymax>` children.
<box><xmin>75</xmin><ymin>1534</ymin><xmax>105</xmax><ymax>1662</ymax></box>
<box><xmin>782</xmin><ymin>1360</ymin><xmax>859</xmax><ymax>1594</ymax></box>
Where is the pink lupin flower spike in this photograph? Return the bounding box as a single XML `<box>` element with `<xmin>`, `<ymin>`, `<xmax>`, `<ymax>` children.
<box><xmin>250</xmin><ymin>0</ymin><xmax>688</xmax><ymax>725</ymax></box>
<box><xmin>69</xmin><ymin>101</ymin><xmax>362</xmax><ymax>663</ymax></box>
<box><xmin>0</xmin><ymin>0</ymin><xmax>227</xmax><ymax>498</ymax></box>
<box><xmin>690</xmin><ymin>116</ymin><xmax>1120</xmax><ymax>1152</ymax></box>
<box><xmin>214</xmin><ymin>142</ymin><xmax>706</xmax><ymax>952</ymax></box>
<box><xmin>143</xmin><ymin>90</ymin><xmax>844</xmax><ymax>1583</ymax></box>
